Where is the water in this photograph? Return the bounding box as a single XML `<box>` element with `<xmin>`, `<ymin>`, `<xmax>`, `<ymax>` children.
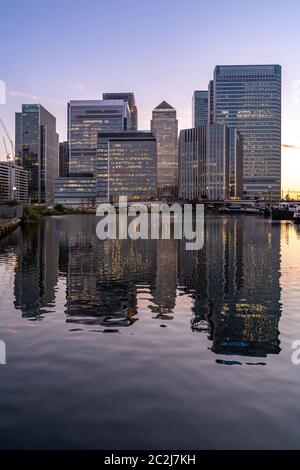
<box><xmin>0</xmin><ymin>214</ymin><xmax>300</xmax><ymax>450</ymax></box>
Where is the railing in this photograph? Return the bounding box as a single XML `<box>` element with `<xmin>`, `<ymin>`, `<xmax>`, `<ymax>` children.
<box><xmin>0</xmin><ymin>204</ymin><xmax>23</xmax><ymax>219</ymax></box>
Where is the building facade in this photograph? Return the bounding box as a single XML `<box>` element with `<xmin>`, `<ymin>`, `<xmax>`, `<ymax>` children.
<box><xmin>208</xmin><ymin>80</ymin><xmax>214</xmax><ymax>125</ymax></box>
<box><xmin>54</xmin><ymin>176</ymin><xmax>97</xmax><ymax>207</ymax></box>
<box><xmin>151</xmin><ymin>101</ymin><xmax>178</xmax><ymax>198</ymax></box>
<box><xmin>228</xmin><ymin>128</ymin><xmax>243</xmax><ymax>198</ymax></box>
<box><xmin>59</xmin><ymin>141</ymin><xmax>69</xmax><ymax>177</ymax></box>
<box><xmin>96</xmin><ymin>131</ymin><xmax>157</xmax><ymax>202</ymax></box>
<box><xmin>68</xmin><ymin>100</ymin><xmax>130</xmax><ymax>175</ymax></box>
<box><xmin>179</xmin><ymin>124</ymin><xmax>243</xmax><ymax>201</ymax></box>
<box><xmin>102</xmin><ymin>93</ymin><xmax>138</xmax><ymax>130</ymax></box>
<box><xmin>192</xmin><ymin>90</ymin><xmax>208</xmax><ymax>127</ymax></box>
<box><xmin>213</xmin><ymin>65</ymin><xmax>281</xmax><ymax>198</ymax></box>
<box><xmin>15</xmin><ymin>104</ymin><xmax>59</xmax><ymax>203</ymax></box>
<box><xmin>0</xmin><ymin>161</ymin><xmax>28</xmax><ymax>203</ymax></box>
<box><xmin>179</xmin><ymin>127</ymin><xmax>206</xmax><ymax>201</ymax></box>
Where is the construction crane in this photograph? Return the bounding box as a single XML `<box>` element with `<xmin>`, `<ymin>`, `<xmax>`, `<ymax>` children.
<box><xmin>0</xmin><ymin>117</ymin><xmax>15</xmax><ymax>162</ymax></box>
<box><xmin>2</xmin><ymin>136</ymin><xmax>10</xmax><ymax>161</ymax></box>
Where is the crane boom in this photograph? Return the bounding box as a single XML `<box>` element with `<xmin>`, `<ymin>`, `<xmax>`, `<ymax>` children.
<box><xmin>0</xmin><ymin>118</ymin><xmax>15</xmax><ymax>161</ymax></box>
<box><xmin>2</xmin><ymin>136</ymin><xmax>10</xmax><ymax>160</ymax></box>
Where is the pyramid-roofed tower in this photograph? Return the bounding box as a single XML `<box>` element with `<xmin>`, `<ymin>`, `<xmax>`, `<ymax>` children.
<box><xmin>151</xmin><ymin>101</ymin><xmax>178</xmax><ymax>198</ymax></box>
<box><xmin>154</xmin><ymin>101</ymin><xmax>175</xmax><ymax>110</ymax></box>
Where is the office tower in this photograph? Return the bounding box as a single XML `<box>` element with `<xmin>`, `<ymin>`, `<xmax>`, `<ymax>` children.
<box><xmin>208</xmin><ymin>80</ymin><xmax>214</xmax><ymax>124</ymax></box>
<box><xmin>228</xmin><ymin>128</ymin><xmax>243</xmax><ymax>198</ymax></box>
<box><xmin>54</xmin><ymin>176</ymin><xmax>97</xmax><ymax>207</ymax></box>
<box><xmin>178</xmin><ymin>124</ymin><xmax>243</xmax><ymax>201</ymax></box>
<box><xmin>15</xmin><ymin>104</ymin><xmax>59</xmax><ymax>203</ymax></box>
<box><xmin>151</xmin><ymin>101</ymin><xmax>178</xmax><ymax>198</ymax></box>
<box><xmin>192</xmin><ymin>90</ymin><xmax>208</xmax><ymax>127</ymax></box>
<box><xmin>213</xmin><ymin>65</ymin><xmax>281</xmax><ymax>198</ymax></box>
<box><xmin>179</xmin><ymin>127</ymin><xmax>206</xmax><ymax>201</ymax></box>
<box><xmin>0</xmin><ymin>161</ymin><xmax>28</xmax><ymax>203</ymax></box>
<box><xmin>68</xmin><ymin>100</ymin><xmax>130</xmax><ymax>175</ymax></box>
<box><xmin>97</xmin><ymin>131</ymin><xmax>157</xmax><ymax>202</ymax></box>
<box><xmin>59</xmin><ymin>141</ymin><xmax>69</xmax><ymax>177</ymax></box>
<box><xmin>103</xmin><ymin>93</ymin><xmax>138</xmax><ymax>130</ymax></box>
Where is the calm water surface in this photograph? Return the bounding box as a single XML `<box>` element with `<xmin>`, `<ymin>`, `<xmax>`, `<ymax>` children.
<box><xmin>0</xmin><ymin>215</ymin><xmax>300</xmax><ymax>449</ymax></box>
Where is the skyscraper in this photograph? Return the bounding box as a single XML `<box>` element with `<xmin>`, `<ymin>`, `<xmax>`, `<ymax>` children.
<box><xmin>15</xmin><ymin>104</ymin><xmax>59</xmax><ymax>203</ymax></box>
<box><xmin>151</xmin><ymin>101</ymin><xmax>178</xmax><ymax>198</ymax></box>
<box><xmin>208</xmin><ymin>80</ymin><xmax>214</xmax><ymax>125</ymax></box>
<box><xmin>68</xmin><ymin>100</ymin><xmax>130</xmax><ymax>175</ymax></box>
<box><xmin>178</xmin><ymin>124</ymin><xmax>243</xmax><ymax>201</ymax></box>
<box><xmin>192</xmin><ymin>90</ymin><xmax>208</xmax><ymax>127</ymax></box>
<box><xmin>212</xmin><ymin>65</ymin><xmax>281</xmax><ymax>198</ymax></box>
<box><xmin>102</xmin><ymin>93</ymin><xmax>138</xmax><ymax>130</ymax></box>
<box><xmin>59</xmin><ymin>141</ymin><xmax>69</xmax><ymax>177</ymax></box>
<box><xmin>97</xmin><ymin>131</ymin><xmax>157</xmax><ymax>202</ymax></box>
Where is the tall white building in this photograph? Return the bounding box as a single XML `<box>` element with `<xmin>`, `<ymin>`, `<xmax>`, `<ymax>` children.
<box><xmin>0</xmin><ymin>161</ymin><xmax>28</xmax><ymax>203</ymax></box>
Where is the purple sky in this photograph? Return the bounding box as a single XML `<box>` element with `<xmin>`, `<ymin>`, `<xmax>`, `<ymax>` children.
<box><xmin>1</xmin><ymin>0</ymin><xmax>300</xmax><ymax>192</ymax></box>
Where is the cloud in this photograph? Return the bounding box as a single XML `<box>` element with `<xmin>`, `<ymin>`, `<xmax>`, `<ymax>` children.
<box><xmin>9</xmin><ymin>90</ymin><xmax>40</xmax><ymax>100</ymax></box>
<box><xmin>9</xmin><ymin>89</ymin><xmax>66</xmax><ymax>108</ymax></box>
<box><xmin>46</xmin><ymin>98</ymin><xmax>67</xmax><ymax>107</ymax></box>
<box><xmin>282</xmin><ymin>144</ymin><xmax>300</xmax><ymax>149</ymax></box>
<box><xmin>69</xmin><ymin>81</ymin><xmax>87</xmax><ymax>92</ymax></box>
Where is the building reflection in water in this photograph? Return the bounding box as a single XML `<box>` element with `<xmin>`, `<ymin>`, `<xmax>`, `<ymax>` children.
<box><xmin>13</xmin><ymin>219</ymin><xmax>59</xmax><ymax>318</ymax></box>
<box><xmin>12</xmin><ymin>215</ymin><xmax>283</xmax><ymax>358</ymax></box>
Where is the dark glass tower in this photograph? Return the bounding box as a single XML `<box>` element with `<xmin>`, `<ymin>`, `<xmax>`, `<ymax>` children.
<box><xmin>192</xmin><ymin>90</ymin><xmax>208</xmax><ymax>127</ymax></box>
<box><xmin>59</xmin><ymin>141</ymin><xmax>69</xmax><ymax>177</ymax></box>
<box><xmin>15</xmin><ymin>104</ymin><xmax>59</xmax><ymax>203</ymax></box>
<box><xmin>102</xmin><ymin>93</ymin><xmax>138</xmax><ymax>130</ymax></box>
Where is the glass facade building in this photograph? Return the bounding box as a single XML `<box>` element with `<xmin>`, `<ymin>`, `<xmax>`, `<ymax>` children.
<box><xmin>54</xmin><ymin>176</ymin><xmax>97</xmax><ymax>207</ymax></box>
<box><xmin>151</xmin><ymin>101</ymin><xmax>178</xmax><ymax>198</ymax></box>
<box><xmin>179</xmin><ymin>124</ymin><xmax>243</xmax><ymax>201</ymax></box>
<box><xmin>59</xmin><ymin>141</ymin><xmax>69</xmax><ymax>177</ymax></box>
<box><xmin>68</xmin><ymin>100</ymin><xmax>130</xmax><ymax>175</ymax></box>
<box><xmin>102</xmin><ymin>93</ymin><xmax>138</xmax><ymax>130</ymax></box>
<box><xmin>192</xmin><ymin>90</ymin><xmax>208</xmax><ymax>127</ymax></box>
<box><xmin>15</xmin><ymin>104</ymin><xmax>59</xmax><ymax>203</ymax></box>
<box><xmin>208</xmin><ymin>80</ymin><xmax>214</xmax><ymax>125</ymax></box>
<box><xmin>96</xmin><ymin>131</ymin><xmax>157</xmax><ymax>202</ymax></box>
<box><xmin>213</xmin><ymin>65</ymin><xmax>281</xmax><ymax>198</ymax></box>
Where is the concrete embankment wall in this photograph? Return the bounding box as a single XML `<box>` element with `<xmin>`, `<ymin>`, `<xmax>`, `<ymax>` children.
<box><xmin>0</xmin><ymin>205</ymin><xmax>24</xmax><ymax>239</ymax></box>
<box><xmin>0</xmin><ymin>218</ymin><xmax>21</xmax><ymax>239</ymax></box>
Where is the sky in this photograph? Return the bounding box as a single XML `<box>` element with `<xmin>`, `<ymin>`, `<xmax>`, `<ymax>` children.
<box><xmin>1</xmin><ymin>0</ymin><xmax>300</xmax><ymax>193</ymax></box>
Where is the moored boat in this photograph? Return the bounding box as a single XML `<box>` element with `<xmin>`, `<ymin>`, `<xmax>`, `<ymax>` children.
<box><xmin>242</xmin><ymin>206</ymin><xmax>261</xmax><ymax>215</ymax></box>
<box><xmin>219</xmin><ymin>205</ymin><xmax>243</xmax><ymax>214</ymax></box>
<box><xmin>293</xmin><ymin>206</ymin><xmax>300</xmax><ymax>224</ymax></box>
<box><xmin>272</xmin><ymin>203</ymin><xmax>299</xmax><ymax>221</ymax></box>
